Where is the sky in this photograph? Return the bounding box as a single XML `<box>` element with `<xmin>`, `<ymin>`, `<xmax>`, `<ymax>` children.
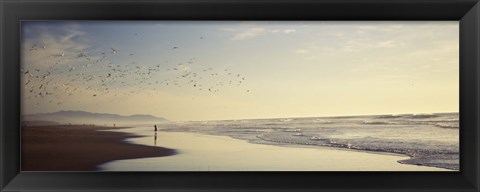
<box><xmin>21</xmin><ymin>21</ymin><xmax>459</xmax><ymax>121</ymax></box>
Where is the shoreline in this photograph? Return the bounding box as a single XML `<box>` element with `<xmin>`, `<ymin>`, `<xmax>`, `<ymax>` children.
<box><xmin>100</xmin><ymin>130</ymin><xmax>451</xmax><ymax>171</ymax></box>
<box><xmin>250</xmin><ymin>134</ymin><xmax>457</xmax><ymax>171</ymax></box>
<box><xmin>177</xmin><ymin>131</ymin><xmax>456</xmax><ymax>171</ymax></box>
<box><xmin>21</xmin><ymin>125</ymin><xmax>454</xmax><ymax>172</ymax></box>
<box><xmin>21</xmin><ymin>125</ymin><xmax>176</xmax><ymax>171</ymax></box>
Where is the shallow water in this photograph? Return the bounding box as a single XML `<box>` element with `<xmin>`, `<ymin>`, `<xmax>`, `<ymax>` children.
<box><xmin>157</xmin><ymin>112</ymin><xmax>459</xmax><ymax>170</ymax></box>
<box><xmin>100</xmin><ymin>112</ymin><xmax>458</xmax><ymax>171</ymax></box>
<box><xmin>99</xmin><ymin>131</ymin><xmax>450</xmax><ymax>171</ymax></box>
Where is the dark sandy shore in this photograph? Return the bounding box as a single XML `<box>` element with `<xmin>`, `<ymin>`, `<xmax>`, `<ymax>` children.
<box><xmin>21</xmin><ymin>125</ymin><xmax>176</xmax><ymax>171</ymax></box>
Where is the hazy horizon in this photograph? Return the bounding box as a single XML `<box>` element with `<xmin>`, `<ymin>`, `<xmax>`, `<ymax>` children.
<box><xmin>21</xmin><ymin>21</ymin><xmax>459</xmax><ymax>121</ymax></box>
<box><xmin>23</xmin><ymin>109</ymin><xmax>459</xmax><ymax>122</ymax></box>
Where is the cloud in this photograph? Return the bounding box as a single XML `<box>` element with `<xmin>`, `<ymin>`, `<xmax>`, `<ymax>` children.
<box><xmin>295</xmin><ymin>49</ymin><xmax>309</xmax><ymax>54</ymax></box>
<box><xmin>282</xmin><ymin>29</ymin><xmax>296</xmax><ymax>34</ymax></box>
<box><xmin>232</xmin><ymin>28</ymin><xmax>268</xmax><ymax>40</ymax></box>
<box><xmin>271</xmin><ymin>29</ymin><xmax>296</xmax><ymax>34</ymax></box>
<box><xmin>372</xmin><ymin>40</ymin><xmax>398</xmax><ymax>48</ymax></box>
<box><xmin>22</xmin><ymin>25</ymin><xmax>91</xmax><ymax>69</ymax></box>
<box><xmin>345</xmin><ymin>40</ymin><xmax>405</xmax><ymax>50</ymax></box>
<box><xmin>223</xmin><ymin>27</ymin><xmax>297</xmax><ymax>40</ymax></box>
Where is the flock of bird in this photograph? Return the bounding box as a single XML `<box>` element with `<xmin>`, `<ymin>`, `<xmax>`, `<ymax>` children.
<box><xmin>23</xmin><ymin>35</ymin><xmax>251</xmax><ymax>106</ymax></box>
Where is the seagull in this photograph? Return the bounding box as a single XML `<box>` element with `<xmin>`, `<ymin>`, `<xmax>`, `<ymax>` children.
<box><xmin>172</xmin><ymin>47</ymin><xmax>178</xmax><ymax>50</ymax></box>
<box><xmin>29</xmin><ymin>44</ymin><xmax>37</xmax><ymax>51</ymax></box>
<box><xmin>111</xmin><ymin>48</ymin><xmax>118</xmax><ymax>54</ymax></box>
<box><xmin>77</xmin><ymin>52</ymin><xmax>88</xmax><ymax>58</ymax></box>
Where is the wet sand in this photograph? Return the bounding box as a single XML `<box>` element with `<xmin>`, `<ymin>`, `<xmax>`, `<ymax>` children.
<box><xmin>100</xmin><ymin>129</ymin><xmax>451</xmax><ymax>171</ymax></box>
<box><xmin>21</xmin><ymin>125</ymin><xmax>176</xmax><ymax>171</ymax></box>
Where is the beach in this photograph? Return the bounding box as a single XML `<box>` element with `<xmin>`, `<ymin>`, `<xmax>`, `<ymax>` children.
<box><xmin>156</xmin><ymin>113</ymin><xmax>459</xmax><ymax>170</ymax></box>
<box><xmin>99</xmin><ymin>128</ymin><xmax>451</xmax><ymax>171</ymax></box>
<box><xmin>21</xmin><ymin>125</ymin><xmax>176</xmax><ymax>171</ymax></box>
<box><xmin>20</xmin><ymin>21</ymin><xmax>459</xmax><ymax>172</ymax></box>
<box><xmin>21</xmin><ymin>124</ymin><xmax>453</xmax><ymax>171</ymax></box>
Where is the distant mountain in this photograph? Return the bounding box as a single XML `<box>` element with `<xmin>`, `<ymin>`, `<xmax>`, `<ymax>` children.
<box><xmin>22</xmin><ymin>120</ymin><xmax>60</xmax><ymax>126</ymax></box>
<box><xmin>23</xmin><ymin>110</ymin><xmax>167</xmax><ymax>126</ymax></box>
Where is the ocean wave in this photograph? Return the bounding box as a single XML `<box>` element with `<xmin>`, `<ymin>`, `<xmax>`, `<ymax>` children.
<box><xmin>375</xmin><ymin>115</ymin><xmax>403</xmax><ymax>119</ymax></box>
<box><xmin>256</xmin><ymin>131</ymin><xmax>459</xmax><ymax>170</ymax></box>
<box><xmin>442</xmin><ymin>118</ymin><xmax>459</xmax><ymax>122</ymax></box>
<box><xmin>309</xmin><ymin>136</ymin><xmax>328</xmax><ymax>141</ymax></box>
<box><xmin>362</xmin><ymin>120</ymin><xmax>391</xmax><ymax>125</ymax></box>
<box><xmin>411</xmin><ymin>114</ymin><xmax>438</xmax><ymax>119</ymax></box>
<box><xmin>283</xmin><ymin>128</ymin><xmax>302</xmax><ymax>132</ymax></box>
<box><xmin>167</xmin><ymin>113</ymin><xmax>459</xmax><ymax>170</ymax></box>
<box><xmin>435</xmin><ymin>123</ymin><xmax>459</xmax><ymax>129</ymax></box>
<box><xmin>312</xmin><ymin>119</ymin><xmax>334</xmax><ymax>124</ymax></box>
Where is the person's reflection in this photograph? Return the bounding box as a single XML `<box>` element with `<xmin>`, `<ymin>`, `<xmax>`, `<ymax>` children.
<box><xmin>154</xmin><ymin>132</ymin><xmax>157</xmax><ymax>146</ymax></box>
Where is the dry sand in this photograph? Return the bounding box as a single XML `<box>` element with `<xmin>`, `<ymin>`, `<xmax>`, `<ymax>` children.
<box><xmin>21</xmin><ymin>125</ymin><xmax>176</xmax><ymax>171</ymax></box>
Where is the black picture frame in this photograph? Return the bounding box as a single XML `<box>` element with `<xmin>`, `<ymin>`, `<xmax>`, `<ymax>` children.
<box><xmin>1</xmin><ymin>0</ymin><xmax>479</xmax><ymax>191</ymax></box>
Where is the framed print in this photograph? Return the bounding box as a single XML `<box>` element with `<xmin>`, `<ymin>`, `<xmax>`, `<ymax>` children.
<box><xmin>1</xmin><ymin>0</ymin><xmax>479</xmax><ymax>191</ymax></box>
<box><xmin>19</xmin><ymin>20</ymin><xmax>460</xmax><ymax>172</ymax></box>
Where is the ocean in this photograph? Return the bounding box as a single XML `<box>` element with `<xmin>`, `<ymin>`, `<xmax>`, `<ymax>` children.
<box><xmin>156</xmin><ymin>112</ymin><xmax>459</xmax><ymax>170</ymax></box>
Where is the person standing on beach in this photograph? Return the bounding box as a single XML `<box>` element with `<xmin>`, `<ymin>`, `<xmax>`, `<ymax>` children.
<box><xmin>154</xmin><ymin>132</ymin><xmax>157</xmax><ymax>146</ymax></box>
<box><xmin>154</xmin><ymin>124</ymin><xmax>157</xmax><ymax>132</ymax></box>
